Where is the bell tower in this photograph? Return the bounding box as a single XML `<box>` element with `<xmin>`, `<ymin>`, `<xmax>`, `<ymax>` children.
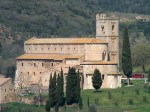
<box><xmin>96</xmin><ymin>12</ymin><xmax>119</xmax><ymax>64</ymax></box>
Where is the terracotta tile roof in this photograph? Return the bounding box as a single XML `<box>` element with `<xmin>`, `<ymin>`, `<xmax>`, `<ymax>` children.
<box><xmin>0</xmin><ymin>78</ymin><xmax>11</xmax><ymax>86</ymax></box>
<box><xmin>17</xmin><ymin>53</ymin><xmax>83</xmax><ymax>60</ymax></box>
<box><xmin>25</xmin><ymin>37</ymin><xmax>108</xmax><ymax>44</ymax></box>
<box><xmin>81</xmin><ymin>61</ymin><xmax>118</xmax><ymax>65</ymax></box>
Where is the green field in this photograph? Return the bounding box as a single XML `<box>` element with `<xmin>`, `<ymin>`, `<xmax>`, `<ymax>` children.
<box><xmin>1</xmin><ymin>80</ymin><xmax>150</xmax><ymax>112</ymax></box>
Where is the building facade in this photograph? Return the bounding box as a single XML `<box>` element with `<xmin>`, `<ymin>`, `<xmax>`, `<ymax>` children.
<box><xmin>15</xmin><ymin>13</ymin><xmax>122</xmax><ymax>90</ymax></box>
<box><xmin>0</xmin><ymin>78</ymin><xmax>13</xmax><ymax>104</ymax></box>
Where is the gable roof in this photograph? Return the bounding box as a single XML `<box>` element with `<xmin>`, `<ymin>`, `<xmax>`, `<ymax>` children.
<box><xmin>25</xmin><ymin>37</ymin><xmax>108</xmax><ymax>44</ymax></box>
<box><xmin>0</xmin><ymin>78</ymin><xmax>11</xmax><ymax>86</ymax></box>
<box><xmin>16</xmin><ymin>53</ymin><xmax>84</xmax><ymax>60</ymax></box>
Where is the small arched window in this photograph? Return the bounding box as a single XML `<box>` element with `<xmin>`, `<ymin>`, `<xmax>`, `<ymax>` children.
<box><xmin>112</xmin><ymin>25</ymin><xmax>115</xmax><ymax>31</ymax></box>
<box><xmin>34</xmin><ymin>63</ymin><xmax>36</xmax><ymax>67</ymax></box>
<box><xmin>102</xmin><ymin>74</ymin><xmax>104</xmax><ymax>80</ymax></box>
<box><xmin>51</xmin><ymin>63</ymin><xmax>53</xmax><ymax>67</ymax></box>
<box><xmin>101</xmin><ymin>25</ymin><xmax>104</xmax><ymax>31</ymax></box>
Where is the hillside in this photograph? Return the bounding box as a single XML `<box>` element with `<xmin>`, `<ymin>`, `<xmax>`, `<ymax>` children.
<box><xmin>0</xmin><ymin>0</ymin><xmax>150</xmax><ymax>76</ymax></box>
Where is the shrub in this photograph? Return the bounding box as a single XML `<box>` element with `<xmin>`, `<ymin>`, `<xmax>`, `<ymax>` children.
<box><xmin>148</xmin><ymin>86</ymin><xmax>150</xmax><ymax>93</ymax></box>
<box><xmin>94</xmin><ymin>98</ymin><xmax>99</xmax><ymax>105</ymax></box>
<box><xmin>143</xmin><ymin>96</ymin><xmax>147</xmax><ymax>102</ymax></box>
<box><xmin>135</xmin><ymin>87</ymin><xmax>140</xmax><ymax>95</ymax></box>
<box><xmin>108</xmin><ymin>92</ymin><xmax>112</xmax><ymax>99</ymax></box>
<box><xmin>88</xmin><ymin>105</ymin><xmax>97</xmax><ymax>112</ymax></box>
<box><xmin>121</xmin><ymin>91</ymin><xmax>125</xmax><ymax>95</ymax></box>
<box><xmin>128</xmin><ymin>99</ymin><xmax>134</xmax><ymax>105</ymax></box>
<box><xmin>114</xmin><ymin>101</ymin><xmax>119</xmax><ymax>107</ymax></box>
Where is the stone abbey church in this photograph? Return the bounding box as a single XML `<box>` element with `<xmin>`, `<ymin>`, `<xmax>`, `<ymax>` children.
<box><xmin>15</xmin><ymin>13</ymin><xmax>122</xmax><ymax>90</ymax></box>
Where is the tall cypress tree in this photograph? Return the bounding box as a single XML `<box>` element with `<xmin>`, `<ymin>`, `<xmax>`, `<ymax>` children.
<box><xmin>58</xmin><ymin>68</ymin><xmax>64</xmax><ymax>106</ymax></box>
<box><xmin>46</xmin><ymin>74</ymin><xmax>52</xmax><ymax>112</ymax></box>
<box><xmin>53</xmin><ymin>72</ymin><xmax>57</xmax><ymax>106</ymax></box>
<box><xmin>75</xmin><ymin>70</ymin><xmax>81</xmax><ymax>104</ymax></box>
<box><xmin>122</xmin><ymin>27</ymin><xmax>133</xmax><ymax>86</ymax></box>
<box><xmin>92</xmin><ymin>69</ymin><xmax>102</xmax><ymax>91</ymax></box>
<box><xmin>66</xmin><ymin>67</ymin><xmax>78</xmax><ymax>105</ymax></box>
<box><xmin>66</xmin><ymin>67</ymin><xmax>71</xmax><ymax>105</ymax></box>
<box><xmin>148</xmin><ymin>69</ymin><xmax>150</xmax><ymax>84</ymax></box>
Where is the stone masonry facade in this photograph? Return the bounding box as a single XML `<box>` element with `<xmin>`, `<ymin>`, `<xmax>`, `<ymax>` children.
<box><xmin>15</xmin><ymin>13</ymin><xmax>122</xmax><ymax>90</ymax></box>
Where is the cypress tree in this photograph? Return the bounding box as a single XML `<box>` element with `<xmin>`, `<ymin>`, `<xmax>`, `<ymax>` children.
<box><xmin>59</xmin><ymin>68</ymin><xmax>64</xmax><ymax>106</ymax></box>
<box><xmin>75</xmin><ymin>70</ymin><xmax>81</xmax><ymax>103</ymax></box>
<box><xmin>66</xmin><ymin>67</ymin><xmax>78</xmax><ymax>105</ymax></box>
<box><xmin>122</xmin><ymin>27</ymin><xmax>133</xmax><ymax>86</ymax></box>
<box><xmin>92</xmin><ymin>69</ymin><xmax>103</xmax><ymax>91</ymax></box>
<box><xmin>49</xmin><ymin>74</ymin><xmax>54</xmax><ymax>109</ymax></box>
<box><xmin>148</xmin><ymin>69</ymin><xmax>150</xmax><ymax>84</ymax></box>
<box><xmin>53</xmin><ymin>72</ymin><xmax>57</xmax><ymax>106</ymax></box>
<box><xmin>46</xmin><ymin>74</ymin><xmax>52</xmax><ymax>112</ymax></box>
<box><xmin>45</xmin><ymin>101</ymin><xmax>50</xmax><ymax>112</ymax></box>
<box><xmin>66</xmin><ymin>67</ymin><xmax>71</xmax><ymax>105</ymax></box>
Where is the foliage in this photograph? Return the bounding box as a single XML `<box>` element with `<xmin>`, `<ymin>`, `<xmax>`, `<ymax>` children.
<box><xmin>143</xmin><ymin>96</ymin><xmax>147</xmax><ymax>102</ymax></box>
<box><xmin>75</xmin><ymin>70</ymin><xmax>81</xmax><ymax>104</ymax></box>
<box><xmin>5</xmin><ymin>65</ymin><xmax>16</xmax><ymax>80</ymax></box>
<box><xmin>131</xmin><ymin>43</ymin><xmax>150</xmax><ymax>72</ymax></box>
<box><xmin>79</xmin><ymin>97</ymin><xmax>82</xmax><ymax>110</ymax></box>
<box><xmin>108</xmin><ymin>92</ymin><xmax>112</xmax><ymax>99</ymax></box>
<box><xmin>88</xmin><ymin>105</ymin><xmax>97</xmax><ymax>112</ymax></box>
<box><xmin>148</xmin><ymin>69</ymin><xmax>150</xmax><ymax>83</ymax></box>
<box><xmin>57</xmin><ymin>68</ymin><xmax>64</xmax><ymax>106</ymax></box>
<box><xmin>66</xmin><ymin>67</ymin><xmax>79</xmax><ymax>105</ymax></box>
<box><xmin>92</xmin><ymin>69</ymin><xmax>103</xmax><ymax>91</ymax></box>
<box><xmin>122</xmin><ymin>27</ymin><xmax>133</xmax><ymax>85</ymax></box>
<box><xmin>135</xmin><ymin>87</ymin><xmax>140</xmax><ymax>95</ymax></box>
<box><xmin>87</xmin><ymin>96</ymin><xmax>90</xmax><ymax>107</ymax></box>
<box><xmin>128</xmin><ymin>99</ymin><xmax>134</xmax><ymax>105</ymax></box>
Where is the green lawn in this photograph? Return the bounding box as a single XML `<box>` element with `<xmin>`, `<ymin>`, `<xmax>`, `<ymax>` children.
<box><xmin>1</xmin><ymin>79</ymin><xmax>150</xmax><ymax>112</ymax></box>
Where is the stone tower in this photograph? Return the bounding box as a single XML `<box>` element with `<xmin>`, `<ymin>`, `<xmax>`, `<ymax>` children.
<box><xmin>96</xmin><ymin>12</ymin><xmax>119</xmax><ymax>65</ymax></box>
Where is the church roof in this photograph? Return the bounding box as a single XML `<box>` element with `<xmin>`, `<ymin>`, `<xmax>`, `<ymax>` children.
<box><xmin>81</xmin><ymin>61</ymin><xmax>118</xmax><ymax>65</ymax></box>
<box><xmin>0</xmin><ymin>78</ymin><xmax>11</xmax><ymax>86</ymax></box>
<box><xmin>17</xmin><ymin>53</ymin><xmax>83</xmax><ymax>60</ymax></box>
<box><xmin>25</xmin><ymin>37</ymin><xmax>108</xmax><ymax>44</ymax></box>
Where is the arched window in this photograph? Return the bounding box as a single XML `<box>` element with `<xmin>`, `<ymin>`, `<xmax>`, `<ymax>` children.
<box><xmin>51</xmin><ymin>63</ymin><xmax>53</xmax><ymax>67</ymax></box>
<box><xmin>101</xmin><ymin>25</ymin><xmax>104</xmax><ymax>31</ymax></box>
<box><xmin>42</xmin><ymin>63</ymin><xmax>44</xmax><ymax>66</ymax></box>
<box><xmin>102</xmin><ymin>74</ymin><xmax>104</xmax><ymax>80</ymax></box>
<box><xmin>112</xmin><ymin>25</ymin><xmax>115</xmax><ymax>31</ymax></box>
<box><xmin>34</xmin><ymin>63</ymin><xmax>36</xmax><ymax>67</ymax></box>
<box><xmin>102</xmin><ymin>51</ymin><xmax>106</xmax><ymax>60</ymax></box>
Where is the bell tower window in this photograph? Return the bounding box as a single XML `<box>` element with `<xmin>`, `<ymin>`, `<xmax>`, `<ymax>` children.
<box><xmin>112</xmin><ymin>25</ymin><xmax>115</xmax><ymax>31</ymax></box>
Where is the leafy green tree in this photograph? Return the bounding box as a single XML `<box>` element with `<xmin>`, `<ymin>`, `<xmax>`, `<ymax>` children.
<box><xmin>122</xmin><ymin>27</ymin><xmax>133</xmax><ymax>86</ymax></box>
<box><xmin>132</xmin><ymin>43</ymin><xmax>150</xmax><ymax>72</ymax></box>
<box><xmin>92</xmin><ymin>69</ymin><xmax>103</xmax><ymax>91</ymax></box>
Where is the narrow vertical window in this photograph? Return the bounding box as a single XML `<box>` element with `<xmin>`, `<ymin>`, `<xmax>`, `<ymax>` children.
<box><xmin>42</xmin><ymin>63</ymin><xmax>44</xmax><ymax>66</ymax></box>
<box><xmin>22</xmin><ymin>63</ymin><xmax>23</xmax><ymax>66</ymax></box>
<box><xmin>34</xmin><ymin>63</ymin><xmax>36</xmax><ymax>67</ymax></box>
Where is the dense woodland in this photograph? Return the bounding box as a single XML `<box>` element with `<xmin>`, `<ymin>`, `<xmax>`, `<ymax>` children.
<box><xmin>0</xmin><ymin>0</ymin><xmax>150</xmax><ymax>76</ymax></box>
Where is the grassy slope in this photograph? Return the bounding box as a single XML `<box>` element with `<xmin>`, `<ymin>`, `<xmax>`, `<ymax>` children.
<box><xmin>2</xmin><ymin>80</ymin><xmax>150</xmax><ymax>112</ymax></box>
